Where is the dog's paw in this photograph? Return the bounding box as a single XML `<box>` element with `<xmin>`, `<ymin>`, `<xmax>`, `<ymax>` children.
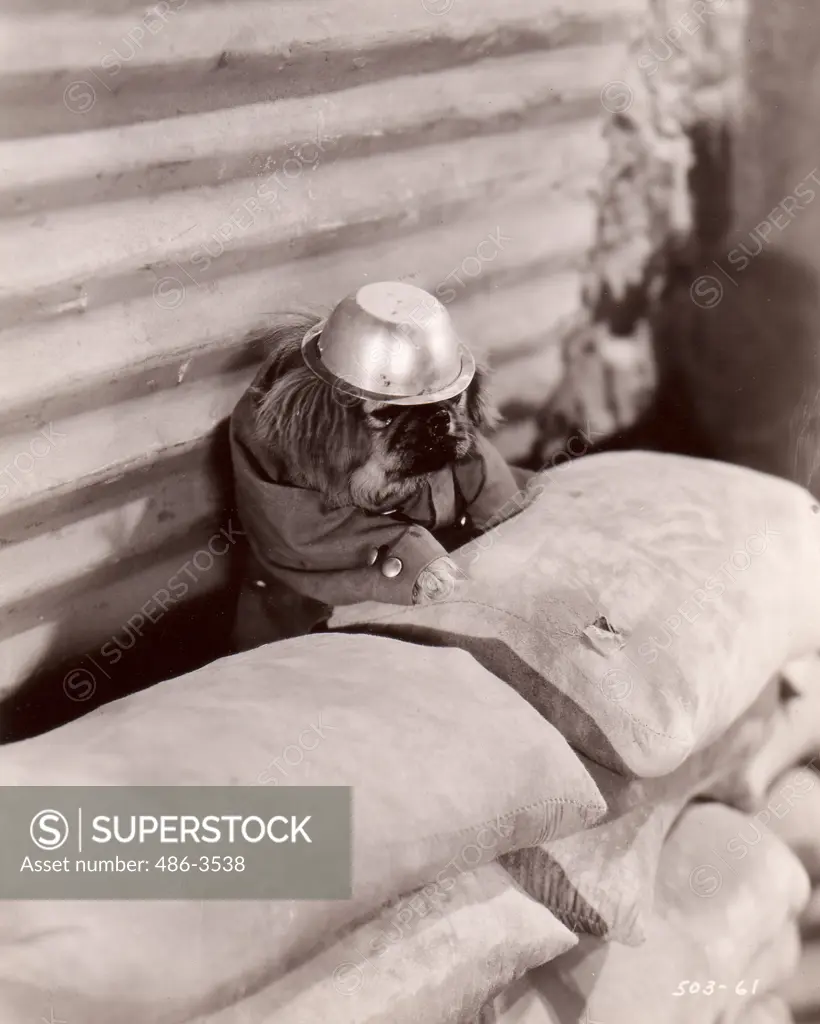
<box><xmin>412</xmin><ymin>556</ymin><xmax>467</xmax><ymax>604</ymax></box>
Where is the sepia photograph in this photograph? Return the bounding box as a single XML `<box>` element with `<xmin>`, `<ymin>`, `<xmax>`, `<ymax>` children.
<box><xmin>1</xmin><ymin>0</ymin><xmax>819</xmax><ymax>1021</ymax></box>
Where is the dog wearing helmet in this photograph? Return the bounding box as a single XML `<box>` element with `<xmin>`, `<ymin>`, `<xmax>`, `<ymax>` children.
<box><xmin>229</xmin><ymin>281</ymin><xmax>528</xmax><ymax>648</ymax></box>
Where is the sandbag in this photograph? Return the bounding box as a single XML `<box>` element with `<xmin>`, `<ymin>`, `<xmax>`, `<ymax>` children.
<box><xmin>709</xmin><ymin>656</ymin><xmax>820</xmax><ymax>809</ymax></box>
<box><xmin>755</xmin><ymin>767</ymin><xmax>820</xmax><ymax>880</ymax></box>
<box><xmin>332</xmin><ymin>451</ymin><xmax>820</xmax><ymax>776</ymax></box>
<box><xmin>488</xmin><ymin>803</ymin><xmax>809</xmax><ymax>1024</ymax></box>
<box><xmin>0</xmin><ymin>633</ymin><xmax>604</xmax><ymax>1023</ymax></box>
<box><xmin>502</xmin><ymin>677</ymin><xmax>780</xmax><ymax>944</ymax></box>
<box><xmin>188</xmin><ymin>863</ymin><xmax>576</xmax><ymax>1024</ymax></box>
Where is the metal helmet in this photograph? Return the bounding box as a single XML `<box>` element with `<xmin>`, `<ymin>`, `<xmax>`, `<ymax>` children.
<box><xmin>301</xmin><ymin>280</ymin><xmax>475</xmax><ymax>405</ymax></box>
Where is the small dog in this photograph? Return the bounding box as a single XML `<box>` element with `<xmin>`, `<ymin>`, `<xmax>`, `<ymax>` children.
<box><xmin>248</xmin><ymin>313</ymin><xmax>499</xmax><ymax>601</ymax></box>
<box><xmin>230</xmin><ymin>309</ymin><xmax>525</xmax><ymax>644</ymax></box>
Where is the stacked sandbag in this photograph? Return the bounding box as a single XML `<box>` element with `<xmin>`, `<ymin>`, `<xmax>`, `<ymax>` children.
<box><xmin>482</xmin><ymin>666</ymin><xmax>820</xmax><ymax>1023</ymax></box>
<box><xmin>502</xmin><ymin>677</ymin><xmax>781</xmax><ymax>948</ymax></box>
<box><xmin>0</xmin><ymin>634</ymin><xmax>605</xmax><ymax>1024</ymax></box>
<box><xmin>330</xmin><ymin>450</ymin><xmax>820</xmax><ymax>1020</ymax></box>
<box><xmin>330</xmin><ymin>451</ymin><xmax>820</xmax><ymax>778</ymax></box>
<box><xmin>740</xmin><ymin>658</ymin><xmax>820</xmax><ymax>1023</ymax></box>
<box><xmin>4</xmin><ymin>450</ymin><xmax>819</xmax><ymax>1023</ymax></box>
<box><xmin>486</xmin><ymin>802</ymin><xmax>809</xmax><ymax>1024</ymax></box>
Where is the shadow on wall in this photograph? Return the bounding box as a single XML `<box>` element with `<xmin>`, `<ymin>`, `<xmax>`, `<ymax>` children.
<box><xmin>657</xmin><ymin>116</ymin><xmax>820</xmax><ymax>494</ymax></box>
<box><xmin>585</xmin><ymin>244</ymin><xmax>820</xmax><ymax>483</ymax></box>
<box><xmin>662</xmin><ymin>245</ymin><xmax>820</xmax><ymax>489</ymax></box>
<box><xmin>0</xmin><ymin>420</ymin><xmax>245</xmax><ymax>745</ymax></box>
<box><xmin>526</xmin><ymin>117</ymin><xmax>820</xmax><ymax>498</ymax></box>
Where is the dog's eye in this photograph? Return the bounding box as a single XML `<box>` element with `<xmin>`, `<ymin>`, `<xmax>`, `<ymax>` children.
<box><xmin>370</xmin><ymin>410</ymin><xmax>394</xmax><ymax>426</ymax></box>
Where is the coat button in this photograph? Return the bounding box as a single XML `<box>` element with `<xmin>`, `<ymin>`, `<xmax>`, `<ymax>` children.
<box><xmin>381</xmin><ymin>556</ymin><xmax>403</xmax><ymax>578</ymax></box>
<box><xmin>366</xmin><ymin>547</ymin><xmax>380</xmax><ymax>566</ymax></box>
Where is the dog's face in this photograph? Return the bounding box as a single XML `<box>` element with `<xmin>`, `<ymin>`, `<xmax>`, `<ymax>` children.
<box><xmin>362</xmin><ymin>395</ymin><xmax>476</xmax><ymax>477</ymax></box>
<box><xmin>251</xmin><ymin>315</ymin><xmax>498</xmax><ymax>512</ymax></box>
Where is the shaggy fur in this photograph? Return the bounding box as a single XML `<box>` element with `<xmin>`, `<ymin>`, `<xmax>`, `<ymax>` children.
<box><xmin>249</xmin><ymin>312</ymin><xmax>498</xmax><ymax>511</ymax></box>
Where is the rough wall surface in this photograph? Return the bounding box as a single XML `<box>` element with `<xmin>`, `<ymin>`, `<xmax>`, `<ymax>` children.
<box><xmin>0</xmin><ymin>0</ymin><xmax>644</xmax><ymax>718</ymax></box>
<box><xmin>677</xmin><ymin>0</ymin><xmax>820</xmax><ymax>493</ymax></box>
<box><xmin>532</xmin><ymin>0</ymin><xmax>745</xmax><ymax>462</ymax></box>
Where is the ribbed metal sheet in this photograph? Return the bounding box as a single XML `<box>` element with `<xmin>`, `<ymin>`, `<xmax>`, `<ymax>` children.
<box><xmin>0</xmin><ymin>0</ymin><xmax>642</xmax><ymax>719</ymax></box>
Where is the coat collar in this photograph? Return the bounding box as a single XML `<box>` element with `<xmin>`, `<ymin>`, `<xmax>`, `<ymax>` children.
<box><xmin>231</xmin><ymin>386</ymin><xmax>484</xmax><ymax>535</ymax></box>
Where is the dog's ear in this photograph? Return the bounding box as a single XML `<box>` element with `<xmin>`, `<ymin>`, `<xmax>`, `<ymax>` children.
<box><xmin>250</xmin><ymin>314</ymin><xmax>369</xmax><ymax>497</ymax></box>
<box><xmin>465</xmin><ymin>363</ymin><xmax>500</xmax><ymax>432</ymax></box>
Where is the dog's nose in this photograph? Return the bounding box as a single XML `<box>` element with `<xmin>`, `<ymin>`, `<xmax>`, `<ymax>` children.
<box><xmin>427</xmin><ymin>408</ymin><xmax>451</xmax><ymax>441</ymax></box>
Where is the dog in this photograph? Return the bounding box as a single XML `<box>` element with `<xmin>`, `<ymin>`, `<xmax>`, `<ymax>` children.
<box><xmin>229</xmin><ymin>310</ymin><xmax>527</xmax><ymax>644</ymax></box>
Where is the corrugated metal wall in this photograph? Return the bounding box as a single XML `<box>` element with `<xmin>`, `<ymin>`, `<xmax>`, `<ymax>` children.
<box><xmin>0</xmin><ymin>0</ymin><xmax>642</xmax><ymax>719</ymax></box>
